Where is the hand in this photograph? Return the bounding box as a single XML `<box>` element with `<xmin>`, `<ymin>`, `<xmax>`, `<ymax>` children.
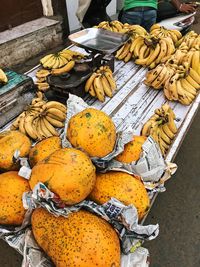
<box><xmin>179</xmin><ymin>3</ymin><xmax>196</xmax><ymax>13</ymax></box>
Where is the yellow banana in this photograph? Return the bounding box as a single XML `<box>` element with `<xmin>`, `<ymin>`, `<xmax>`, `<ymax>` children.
<box><xmin>47</xmin><ymin>108</ymin><xmax>66</xmax><ymax>121</ymax></box>
<box><xmin>88</xmin><ymin>83</ymin><xmax>96</xmax><ymax>97</ymax></box>
<box><xmin>42</xmin><ymin>117</ymin><xmax>58</xmax><ymax>136</ymax></box>
<box><xmin>36</xmin><ymin>118</ymin><xmax>48</xmax><ymax>140</ymax></box>
<box><xmin>115</xmin><ymin>44</ymin><xmax>126</xmax><ymax>58</ymax></box>
<box><xmin>44</xmin><ymin>101</ymin><xmax>67</xmax><ymax>113</ymax></box>
<box><xmin>141</xmin><ymin>120</ymin><xmax>153</xmax><ymax>136</ymax></box>
<box><xmin>18</xmin><ymin>113</ymin><xmax>27</xmax><ymax>135</ymax></box>
<box><xmin>191</xmin><ymin>51</ymin><xmax>200</xmax><ymax>75</ymax></box>
<box><xmin>104</xmin><ymin>71</ymin><xmax>116</xmax><ymax>91</ymax></box>
<box><xmin>24</xmin><ymin>114</ymin><xmax>38</xmax><ymax>140</ymax></box>
<box><xmin>59</xmin><ymin>51</ymin><xmax>73</xmax><ymax>61</ymax></box>
<box><xmin>51</xmin><ymin>60</ymin><xmax>75</xmax><ymax>75</ymax></box>
<box><xmin>117</xmin><ymin>42</ymin><xmax>131</xmax><ymax>60</ymax></box>
<box><xmin>150</xmin><ymin>24</ymin><xmax>161</xmax><ymax>32</ymax></box>
<box><xmin>151</xmin><ymin>65</ymin><xmax>170</xmax><ymax>89</ymax></box>
<box><xmin>11</xmin><ymin>112</ymin><xmax>26</xmax><ymax>130</ymax></box>
<box><xmin>155</xmin><ymin>39</ymin><xmax>168</xmax><ymax>64</ymax></box>
<box><xmin>124</xmin><ymin>51</ymin><xmax>132</xmax><ymax>63</ymax></box>
<box><xmin>146</xmin><ymin>43</ymin><xmax>161</xmax><ymax>66</ymax></box>
<box><xmin>0</xmin><ymin>69</ymin><xmax>8</xmax><ymax>83</ymax></box>
<box><xmin>144</xmin><ymin>64</ymin><xmax>165</xmax><ymax>85</ymax></box>
<box><xmin>85</xmin><ymin>72</ymin><xmax>99</xmax><ymax>92</ymax></box>
<box><xmin>40</xmin><ymin>54</ymin><xmax>54</xmax><ymax>65</ymax></box>
<box><xmin>130</xmin><ymin>36</ymin><xmax>143</xmax><ymax>53</ymax></box>
<box><xmin>170</xmin><ymin>29</ymin><xmax>182</xmax><ymax>40</ymax></box>
<box><xmin>186</xmin><ymin>74</ymin><xmax>199</xmax><ymax>89</ymax></box>
<box><xmin>164</xmin><ymin>37</ymin><xmax>175</xmax><ymax>56</ymax></box>
<box><xmin>101</xmin><ymin>75</ymin><xmax>113</xmax><ymax>97</ymax></box>
<box><xmin>133</xmin><ymin>38</ymin><xmax>145</xmax><ymax>58</ymax></box>
<box><xmin>167</xmin><ymin>115</ymin><xmax>177</xmax><ymax>134</ymax></box>
<box><xmin>180</xmin><ymin>78</ymin><xmax>197</xmax><ymax>96</ymax></box>
<box><xmin>42</xmin><ymin>56</ymin><xmax>57</xmax><ymax>69</ymax></box>
<box><xmin>159</xmin><ymin>125</ymin><xmax>171</xmax><ymax>145</ymax></box>
<box><xmin>169</xmin><ymin>31</ymin><xmax>178</xmax><ymax>43</ymax></box>
<box><xmin>93</xmin><ymin>75</ymin><xmax>105</xmax><ymax>102</ymax></box>
<box><xmin>189</xmin><ymin>68</ymin><xmax>200</xmax><ymax>85</ymax></box>
<box><xmin>45</xmin><ymin>115</ymin><xmax>64</xmax><ymax>128</ymax></box>
<box><xmin>162</xmin><ymin>123</ymin><xmax>175</xmax><ymax>140</ymax></box>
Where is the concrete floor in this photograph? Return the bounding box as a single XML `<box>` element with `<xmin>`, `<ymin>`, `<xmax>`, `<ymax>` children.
<box><xmin>0</xmin><ymin>10</ymin><xmax>200</xmax><ymax>267</ymax></box>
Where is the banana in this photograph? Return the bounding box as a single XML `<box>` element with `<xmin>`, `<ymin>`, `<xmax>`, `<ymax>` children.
<box><xmin>93</xmin><ymin>75</ymin><xmax>105</xmax><ymax>102</ymax></box>
<box><xmin>40</xmin><ymin>54</ymin><xmax>54</xmax><ymax>65</ymax></box>
<box><xmin>144</xmin><ymin>64</ymin><xmax>165</xmax><ymax>85</ymax></box>
<box><xmin>45</xmin><ymin>115</ymin><xmax>64</xmax><ymax>128</ymax></box>
<box><xmin>191</xmin><ymin>51</ymin><xmax>200</xmax><ymax>75</ymax></box>
<box><xmin>164</xmin><ymin>77</ymin><xmax>174</xmax><ymax>101</ymax></box>
<box><xmin>169</xmin><ymin>31</ymin><xmax>178</xmax><ymax>43</ymax></box>
<box><xmin>162</xmin><ymin>123</ymin><xmax>175</xmax><ymax>139</ymax></box>
<box><xmin>146</xmin><ymin>43</ymin><xmax>161</xmax><ymax>66</ymax></box>
<box><xmin>42</xmin><ymin>117</ymin><xmax>58</xmax><ymax>136</ymax></box>
<box><xmin>150</xmin><ymin>24</ymin><xmax>161</xmax><ymax>32</ymax></box>
<box><xmin>151</xmin><ymin>66</ymin><xmax>171</xmax><ymax>89</ymax></box>
<box><xmin>117</xmin><ymin>41</ymin><xmax>131</xmax><ymax>60</ymax></box>
<box><xmin>0</xmin><ymin>69</ymin><xmax>8</xmax><ymax>83</ymax></box>
<box><xmin>115</xmin><ymin>44</ymin><xmax>126</xmax><ymax>58</ymax></box>
<box><xmin>189</xmin><ymin>68</ymin><xmax>200</xmax><ymax>85</ymax></box>
<box><xmin>130</xmin><ymin>36</ymin><xmax>143</xmax><ymax>53</ymax></box>
<box><xmin>58</xmin><ymin>55</ymin><xmax>68</xmax><ymax>68</ymax></box>
<box><xmin>133</xmin><ymin>38</ymin><xmax>145</xmax><ymax>58</ymax></box>
<box><xmin>104</xmin><ymin>71</ymin><xmax>116</xmax><ymax>91</ymax></box>
<box><xmin>167</xmin><ymin>114</ymin><xmax>177</xmax><ymax>134</ymax></box>
<box><xmin>159</xmin><ymin>125</ymin><xmax>171</xmax><ymax>144</ymax></box>
<box><xmin>138</xmin><ymin>44</ymin><xmax>149</xmax><ymax>60</ymax></box>
<box><xmin>51</xmin><ymin>60</ymin><xmax>75</xmax><ymax>75</ymax></box>
<box><xmin>18</xmin><ymin>113</ymin><xmax>27</xmax><ymax>135</ymax></box>
<box><xmin>180</xmin><ymin>78</ymin><xmax>197</xmax><ymax>96</ymax></box>
<box><xmin>44</xmin><ymin>101</ymin><xmax>67</xmax><ymax>113</ymax></box>
<box><xmin>52</xmin><ymin>57</ymin><xmax>60</xmax><ymax>69</ymax></box>
<box><xmin>157</xmin><ymin>131</ymin><xmax>169</xmax><ymax>155</ymax></box>
<box><xmin>168</xmin><ymin>74</ymin><xmax>180</xmax><ymax>100</ymax></box>
<box><xmin>186</xmin><ymin>74</ymin><xmax>199</xmax><ymax>89</ymax></box>
<box><xmin>141</xmin><ymin>120</ymin><xmax>153</xmax><ymax>136</ymax></box>
<box><xmin>170</xmin><ymin>29</ymin><xmax>182</xmax><ymax>40</ymax></box>
<box><xmin>124</xmin><ymin>51</ymin><xmax>132</xmax><ymax>63</ymax></box>
<box><xmin>164</xmin><ymin>37</ymin><xmax>175</xmax><ymax>56</ymax></box>
<box><xmin>155</xmin><ymin>39</ymin><xmax>168</xmax><ymax>64</ymax></box>
<box><xmin>24</xmin><ymin>114</ymin><xmax>38</xmax><ymax>140</ymax></box>
<box><xmin>85</xmin><ymin>72</ymin><xmax>98</xmax><ymax>92</ymax></box>
<box><xmin>47</xmin><ymin>108</ymin><xmax>66</xmax><ymax>121</ymax></box>
<box><xmin>88</xmin><ymin>83</ymin><xmax>96</xmax><ymax>97</ymax></box>
<box><xmin>59</xmin><ymin>51</ymin><xmax>73</xmax><ymax>61</ymax></box>
<box><xmin>101</xmin><ymin>75</ymin><xmax>113</xmax><ymax>97</ymax></box>
<box><xmin>11</xmin><ymin>112</ymin><xmax>26</xmax><ymax>130</ymax></box>
<box><xmin>36</xmin><ymin>118</ymin><xmax>48</xmax><ymax>140</ymax></box>
<box><xmin>42</xmin><ymin>56</ymin><xmax>57</xmax><ymax>69</ymax></box>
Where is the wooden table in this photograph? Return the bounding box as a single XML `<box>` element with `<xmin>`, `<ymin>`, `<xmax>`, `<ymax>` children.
<box><xmin>26</xmin><ymin>44</ymin><xmax>200</xmax><ymax>215</ymax></box>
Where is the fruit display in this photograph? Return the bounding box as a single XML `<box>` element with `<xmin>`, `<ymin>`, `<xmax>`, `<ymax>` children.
<box><xmin>0</xmin><ymin>130</ymin><xmax>31</xmax><ymax>171</ymax></box>
<box><xmin>32</xmin><ymin>208</ymin><xmax>120</xmax><ymax>267</ymax></box>
<box><xmin>29</xmin><ymin>148</ymin><xmax>96</xmax><ymax>205</ymax></box>
<box><xmin>0</xmin><ymin>68</ymin><xmax>8</xmax><ymax>84</ymax></box>
<box><xmin>115</xmin><ymin>135</ymin><xmax>147</xmax><ymax>163</ymax></box>
<box><xmin>0</xmin><ymin>171</ymin><xmax>30</xmax><ymax>225</ymax></box>
<box><xmin>175</xmin><ymin>30</ymin><xmax>200</xmax><ymax>48</ymax></box>
<box><xmin>29</xmin><ymin>136</ymin><xmax>62</xmax><ymax>167</ymax></box>
<box><xmin>85</xmin><ymin>65</ymin><xmax>117</xmax><ymax>101</ymax></box>
<box><xmin>150</xmin><ymin>24</ymin><xmax>182</xmax><ymax>44</ymax></box>
<box><xmin>89</xmin><ymin>171</ymin><xmax>150</xmax><ymax>220</ymax></box>
<box><xmin>141</xmin><ymin>103</ymin><xmax>177</xmax><ymax>156</ymax></box>
<box><xmin>67</xmin><ymin>108</ymin><xmax>116</xmax><ymax>157</ymax></box>
<box><xmin>11</xmin><ymin>92</ymin><xmax>66</xmax><ymax>140</ymax></box>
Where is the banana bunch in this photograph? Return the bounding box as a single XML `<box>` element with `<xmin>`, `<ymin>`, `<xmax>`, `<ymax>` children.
<box><xmin>150</xmin><ymin>24</ymin><xmax>182</xmax><ymax>44</ymax></box>
<box><xmin>11</xmin><ymin>92</ymin><xmax>67</xmax><ymax>140</ymax></box>
<box><xmin>176</xmin><ymin>31</ymin><xmax>200</xmax><ymax>49</ymax></box>
<box><xmin>164</xmin><ymin>68</ymin><xmax>200</xmax><ymax>105</ymax></box>
<box><xmin>95</xmin><ymin>20</ymin><xmax>124</xmax><ymax>33</ymax></box>
<box><xmin>133</xmin><ymin>36</ymin><xmax>175</xmax><ymax>69</ymax></box>
<box><xmin>85</xmin><ymin>66</ymin><xmax>116</xmax><ymax>102</ymax></box>
<box><xmin>35</xmin><ymin>69</ymin><xmax>50</xmax><ymax>92</ymax></box>
<box><xmin>0</xmin><ymin>69</ymin><xmax>8</xmax><ymax>84</ymax></box>
<box><xmin>115</xmin><ymin>39</ymin><xmax>134</xmax><ymax>62</ymax></box>
<box><xmin>123</xmin><ymin>24</ymin><xmax>148</xmax><ymax>36</ymax></box>
<box><xmin>141</xmin><ymin>103</ymin><xmax>177</xmax><ymax>156</ymax></box>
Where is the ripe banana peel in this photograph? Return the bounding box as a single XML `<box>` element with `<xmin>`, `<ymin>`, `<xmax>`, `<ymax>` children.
<box><xmin>0</xmin><ymin>69</ymin><xmax>8</xmax><ymax>84</ymax></box>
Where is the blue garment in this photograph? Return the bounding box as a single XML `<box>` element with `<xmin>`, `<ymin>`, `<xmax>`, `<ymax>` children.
<box><xmin>121</xmin><ymin>9</ymin><xmax>157</xmax><ymax>32</ymax></box>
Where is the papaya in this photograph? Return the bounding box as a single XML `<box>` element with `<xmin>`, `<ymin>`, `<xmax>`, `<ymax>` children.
<box><xmin>89</xmin><ymin>171</ymin><xmax>150</xmax><ymax>220</ymax></box>
<box><xmin>0</xmin><ymin>130</ymin><xmax>31</xmax><ymax>171</ymax></box>
<box><xmin>29</xmin><ymin>136</ymin><xmax>62</xmax><ymax>167</ymax></box>
<box><xmin>116</xmin><ymin>135</ymin><xmax>147</xmax><ymax>163</ymax></box>
<box><xmin>0</xmin><ymin>171</ymin><xmax>30</xmax><ymax>225</ymax></box>
<box><xmin>32</xmin><ymin>208</ymin><xmax>120</xmax><ymax>267</ymax></box>
<box><xmin>29</xmin><ymin>148</ymin><xmax>96</xmax><ymax>205</ymax></box>
<box><xmin>67</xmin><ymin>108</ymin><xmax>116</xmax><ymax>157</ymax></box>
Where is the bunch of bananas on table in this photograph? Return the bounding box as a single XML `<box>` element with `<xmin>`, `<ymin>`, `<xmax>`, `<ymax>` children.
<box><xmin>11</xmin><ymin>92</ymin><xmax>66</xmax><ymax>140</ymax></box>
<box><xmin>0</xmin><ymin>69</ymin><xmax>8</xmax><ymax>84</ymax></box>
<box><xmin>175</xmin><ymin>30</ymin><xmax>200</xmax><ymax>48</ymax></box>
<box><xmin>144</xmin><ymin>34</ymin><xmax>200</xmax><ymax>105</ymax></box>
<box><xmin>116</xmin><ymin>34</ymin><xmax>175</xmax><ymax>67</ymax></box>
<box><xmin>150</xmin><ymin>24</ymin><xmax>182</xmax><ymax>44</ymax></box>
<box><xmin>141</xmin><ymin>103</ymin><xmax>177</xmax><ymax>156</ymax></box>
<box><xmin>40</xmin><ymin>49</ymin><xmax>85</xmax><ymax>75</ymax></box>
<box><xmin>84</xmin><ymin>66</ymin><xmax>116</xmax><ymax>102</ymax></box>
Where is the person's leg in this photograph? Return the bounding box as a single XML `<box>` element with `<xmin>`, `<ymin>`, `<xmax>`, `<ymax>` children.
<box><xmin>142</xmin><ymin>9</ymin><xmax>157</xmax><ymax>31</ymax></box>
<box><xmin>121</xmin><ymin>10</ymin><xmax>142</xmax><ymax>25</ymax></box>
